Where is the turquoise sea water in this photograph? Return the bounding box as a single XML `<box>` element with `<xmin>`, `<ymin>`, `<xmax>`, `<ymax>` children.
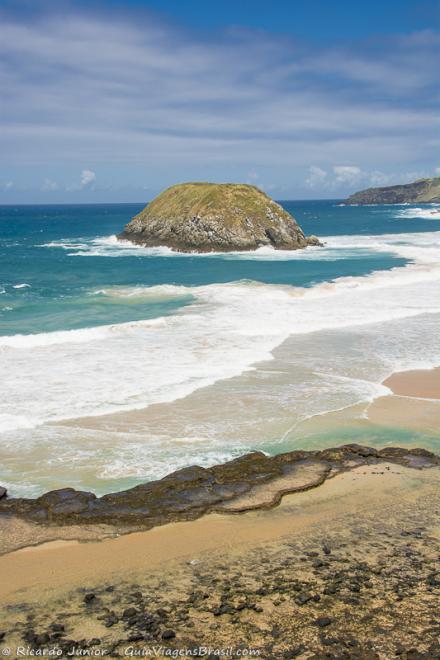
<box><xmin>1</xmin><ymin>200</ymin><xmax>440</xmax><ymax>495</ymax></box>
<box><xmin>0</xmin><ymin>200</ymin><xmax>417</xmax><ymax>335</ymax></box>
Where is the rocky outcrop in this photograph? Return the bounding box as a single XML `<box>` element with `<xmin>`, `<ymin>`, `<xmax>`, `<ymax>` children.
<box><xmin>0</xmin><ymin>486</ymin><xmax>6</xmax><ymax>500</ymax></box>
<box><xmin>0</xmin><ymin>445</ymin><xmax>437</xmax><ymax>528</ymax></box>
<box><xmin>346</xmin><ymin>176</ymin><xmax>440</xmax><ymax>204</ymax></box>
<box><xmin>118</xmin><ymin>182</ymin><xmax>321</xmax><ymax>252</ymax></box>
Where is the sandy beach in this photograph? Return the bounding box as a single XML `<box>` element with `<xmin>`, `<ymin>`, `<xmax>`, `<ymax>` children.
<box><xmin>0</xmin><ymin>367</ymin><xmax>439</xmax><ymax>657</ymax></box>
<box><xmin>366</xmin><ymin>367</ymin><xmax>440</xmax><ymax>435</ymax></box>
<box><xmin>383</xmin><ymin>367</ymin><xmax>440</xmax><ymax>400</ymax></box>
<box><xmin>0</xmin><ymin>462</ymin><xmax>431</xmax><ymax>602</ymax></box>
<box><xmin>1</xmin><ymin>462</ymin><xmax>439</xmax><ymax>658</ymax></box>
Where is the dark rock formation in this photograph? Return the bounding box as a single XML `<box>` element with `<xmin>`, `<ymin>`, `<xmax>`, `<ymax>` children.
<box><xmin>0</xmin><ymin>445</ymin><xmax>437</xmax><ymax>528</ymax></box>
<box><xmin>118</xmin><ymin>182</ymin><xmax>321</xmax><ymax>252</ymax></box>
<box><xmin>0</xmin><ymin>486</ymin><xmax>6</xmax><ymax>500</ymax></box>
<box><xmin>2</xmin><ymin>477</ymin><xmax>440</xmax><ymax>657</ymax></box>
<box><xmin>346</xmin><ymin>176</ymin><xmax>440</xmax><ymax>204</ymax></box>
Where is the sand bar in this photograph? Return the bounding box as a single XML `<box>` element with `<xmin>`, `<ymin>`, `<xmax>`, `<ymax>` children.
<box><xmin>383</xmin><ymin>366</ymin><xmax>440</xmax><ymax>399</ymax></box>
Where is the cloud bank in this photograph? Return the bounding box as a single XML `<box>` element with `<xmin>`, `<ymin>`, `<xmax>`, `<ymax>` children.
<box><xmin>1</xmin><ymin>2</ymin><xmax>440</xmax><ymax>200</ymax></box>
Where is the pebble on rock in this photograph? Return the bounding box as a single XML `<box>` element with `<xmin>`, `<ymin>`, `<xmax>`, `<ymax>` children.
<box><xmin>315</xmin><ymin>616</ymin><xmax>333</xmax><ymax>628</ymax></box>
<box><xmin>161</xmin><ymin>629</ymin><xmax>176</xmax><ymax>640</ymax></box>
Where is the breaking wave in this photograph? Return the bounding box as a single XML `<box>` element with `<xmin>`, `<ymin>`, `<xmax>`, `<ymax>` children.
<box><xmin>3</xmin><ymin>227</ymin><xmax>440</xmax><ymax>433</ymax></box>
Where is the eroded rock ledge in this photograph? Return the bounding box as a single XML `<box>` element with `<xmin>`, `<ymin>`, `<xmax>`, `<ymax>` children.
<box><xmin>1</xmin><ymin>445</ymin><xmax>438</xmax><ymax>530</ymax></box>
<box><xmin>0</xmin><ymin>445</ymin><xmax>438</xmax><ymax>528</ymax></box>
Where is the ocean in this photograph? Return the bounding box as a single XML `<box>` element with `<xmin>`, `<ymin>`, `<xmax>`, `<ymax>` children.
<box><xmin>1</xmin><ymin>200</ymin><xmax>440</xmax><ymax>496</ymax></box>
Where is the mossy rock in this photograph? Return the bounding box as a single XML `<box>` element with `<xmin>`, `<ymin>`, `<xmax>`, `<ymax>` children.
<box><xmin>119</xmin><ymin>182</ymin><xmax>321</xmax><ymax>252</ymax></box>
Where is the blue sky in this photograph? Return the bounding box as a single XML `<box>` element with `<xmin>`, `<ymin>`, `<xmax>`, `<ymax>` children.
<box><xmin>1</xmin><ymin>0</ymin><xmax>440</xmax><ymax>203</ymax></box>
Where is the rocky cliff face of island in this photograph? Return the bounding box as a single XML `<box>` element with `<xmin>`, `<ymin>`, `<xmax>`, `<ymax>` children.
<box><xmin>119</xmin><ymin>182</ymin><xmax>321</xmax><ymax>252</ymax></box>
<box><xmin>346</xmin><ymin>176</ymin><xmax>440</xmax><ymax>204</ymax></box>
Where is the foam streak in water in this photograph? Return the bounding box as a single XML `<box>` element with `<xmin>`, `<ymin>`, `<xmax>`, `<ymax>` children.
<box><xmin>3</xmin><ymin>225</ymin><xmax>440</xmax><ymax>432</ymax></box>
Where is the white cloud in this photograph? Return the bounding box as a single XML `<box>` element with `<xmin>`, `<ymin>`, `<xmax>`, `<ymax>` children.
<box><xmin>435</xmin><ymin>167</ymin><xmax>440</xmax><ymax>176</ymax></box>
<box><xmin>65</xmin><ymin>169</ymin><xmax>97</xmax><ymax>192</ymax></box>
<box><xmin>333</xmin><ymin>165</ymin><xmax>363</xmax><ymax>185</ymax></box>
<box><xmin>80</xmin><ymin>169</ymin><xmax>96</xmax><ymax>189</ymax></box>
<box><xmin>368</xmin><ymin>171</ymin><xmax>392</xmax><ymax>186</ymax></box>
<box><xmin>41</xmin><ymin>178</ymin><xmax>58</xmax><ymax>191</ymax></box>
<box><xmin>0</xmin><ymin>5</ymin><xmax>439</xmax><ymax>198</ymax></box>
<box><xmin>2</xmin><ymin>181</ymin><xmax>14</xmax><ymax>191</ymax></box>
<box><xmin>305</xmin><ymin>166</ymin><xmax>327</xmax><ymax>188</ymax></box>
<box><xmin>306</xmin><ymin>165</ymin><xmax>396</xmax><ymax>192</ymax></box>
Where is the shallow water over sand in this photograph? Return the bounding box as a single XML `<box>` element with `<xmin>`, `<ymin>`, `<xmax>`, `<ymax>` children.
<box><xmin>2</xmin><ymin>317</ymin><xmax>440</xmax><ymax>497</ymax></box>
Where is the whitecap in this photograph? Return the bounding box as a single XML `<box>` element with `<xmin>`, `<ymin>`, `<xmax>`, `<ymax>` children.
<box><xmin>395</xmin><ymin>206</ymin><xmax>440</xmax><ymax>220</ymax></box>
<box><xmin>91</xmin><ymin>284</ymin><xmax>194</xmax><ymax>302</ymax></box>
<box><xmin>3</xmin><ymin>227</ymin><xmax>440</xmax><ymax>437</ymax></box>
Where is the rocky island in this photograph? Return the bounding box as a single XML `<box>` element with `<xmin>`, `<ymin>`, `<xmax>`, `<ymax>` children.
<box><xmin>346</xmin><ymin>175</ymin><xmax>440</xmax><ymax>204</ymax></box>
<box><xmin>118</xmin><ymin>182</ymin><xmax>321</xmax><ymax>252</ymax></box>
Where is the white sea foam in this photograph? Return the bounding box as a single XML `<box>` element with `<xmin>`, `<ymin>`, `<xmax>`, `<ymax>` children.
<box><xmin>92</xmin><ymin>284</ymin><xmax>193</xmax><ymax>301</ymax></box>
<box><xmin>12</xmin><ymin>283</ymin><xmax>31</xmax><ymax>289</ymax></box>
<box><xmin>395</xmin><ymin>206</ymin><xmax>440</xmax><ymax>220</ymax></box>
<box><xmin>4</xmin><ymin>223</ymin><xmax>440</xmax><ymax>495</ymax></box>
<box><xmin>3</xmin><ymin>228</ymin><xmax>440</xmax><ymax>436</ymax></box>
<box><xmin>38</xmin><ymin>226</ymin><xmax>440</xmax><ymax>263</ymax></box>
<box><xmin>40</xmin><ymin>235</ymin><xmax>176</xmax><ymax>257</ymax></box>
<box><xmin>39</xmin><ymin>234</ymin><xmax>359</xmax><ymax>260</ymax></box>
<box><xmin>0</xmin><ymin>316</ymin><xmax>168</xmax><ymax>349</ymax></box>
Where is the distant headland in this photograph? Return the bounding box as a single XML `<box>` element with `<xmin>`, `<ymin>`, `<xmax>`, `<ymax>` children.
<box><xmin>346</xmin><ymin>176</ymin><xmax>440</xmax><ymax>205</ymax></box>
<box><xmin>118</xmin><ymin>182</ymin><xmax>321</xmax><ymax>252</ymax></box>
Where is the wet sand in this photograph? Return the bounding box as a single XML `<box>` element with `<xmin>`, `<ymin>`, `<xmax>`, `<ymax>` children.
<box><xmin>383</xmin><ymin>367</ymin><xmax>440</xmax><ymax>400</ymax></box>
<box><xmin>0</xmin><ymin>464</ymin><xmax>421</xmax><ymax>601</ymax></box>
<box><xmin>288</xmin><ymin>366</ymin><xmax>440</xmax><ymax>442</ymax></box>
<box><xmin>1</xmin><ymin>463</ymin><xmax>439</xmax><ymax>658</ymax></box>
<box><xmin>1</xmin><ymin>366</ymin><xmax>439</xmax><ymax>657</ymax></box>
<box><xmin>58</xmin><ymin>364</ymin><xmax>440</xmax><ymax>448</ymax></box>
<box><xmin>367</xmin><ymin>394</ymin><xmax>440</xmax><ymax>434</ymax></box>
<box><xmin>366</xmin><ymin>367</ymin><xmax>440</xmax><ymax>434</ymax></box>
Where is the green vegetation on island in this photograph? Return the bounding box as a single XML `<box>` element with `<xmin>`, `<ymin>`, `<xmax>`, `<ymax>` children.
<box><xmin>119</xmin><ymin>182</ymin><xmax>321</xmax><ymax>252</ymax></box>
<box><xmin>346</xmin><ymin>176</ymin><xmax>440</xmax><ymax>204</ymax></box>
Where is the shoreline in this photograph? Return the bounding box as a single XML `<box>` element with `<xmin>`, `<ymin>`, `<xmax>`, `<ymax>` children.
<box><xmin>2</xmin><ymin>315</ymin><xmax>440</xmax><ymax>497</ymax></box>
<box><xmin>365</xmin><ymin>366</ymin><xmax>440</xmax><ymax>436</ymax></box>
<box><xmin>1</xmin><ymin>367</ymin><xmax>439</xmax><ymax>655</ymax></box>
<box><xmin>0</xmin><ymin>463</ymin><xmax>416</xmax><ymax>600</ymax></box>
<box><xmin>383</xmin><ymin>366</ymin><xmax>440</xmax><ymax>400</ymax></box>
<box><xmin>1</xmin><ymin>461</ymin><xmax>439</xmax><ymax>657</ymax></box>
<box><xmin>0</xmin><ymin>444</ymin><xmax>438</xmax><ymax>555</ymax></box>
<box><xmin>0</xmin><ymin>364</ymin><xmax>439</xmax><ymax>548</ymax></box>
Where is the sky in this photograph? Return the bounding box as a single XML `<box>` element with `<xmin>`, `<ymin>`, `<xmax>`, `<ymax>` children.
<box><xmin>1</xmin><ymin>0</ymin><xmax>440</xmax><ymax>203</ymax></box>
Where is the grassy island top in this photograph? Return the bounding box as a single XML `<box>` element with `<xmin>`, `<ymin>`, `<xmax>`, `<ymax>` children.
<box><xmin>141</xmin><ymin>182</ymin><xmax>292</xmax><ymax>225</ymax></box>
<box><xmin>120</xmin><ymin>181</ymin><xmax>321</xmax><ymax>252</ymax></box>
<box><xmin>347</xmin><ymin>176</ymin><xmax>440</xmax><ymax>204</ymax></box>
